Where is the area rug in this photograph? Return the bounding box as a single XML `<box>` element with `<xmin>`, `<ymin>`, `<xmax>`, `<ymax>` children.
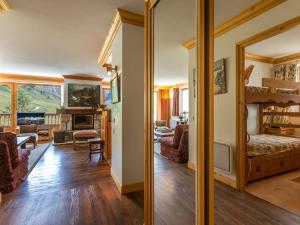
<box><xmin>27</xmin><ymin>143</ymin><xmax>51</xmax><ymax>174</ymax></box>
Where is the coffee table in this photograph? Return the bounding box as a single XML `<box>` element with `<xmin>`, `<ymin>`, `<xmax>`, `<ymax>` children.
<box><xmin>17</xmin><ymin>136</ymin><xmax>30</xmax><ymax>148</ymax></box>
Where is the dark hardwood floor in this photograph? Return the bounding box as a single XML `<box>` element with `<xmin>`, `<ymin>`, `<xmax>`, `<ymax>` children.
<box><xmin>1</xmin><ymin>143</ymin><xmax>300</xmax><ymax>225</ymax></box>
<box><xmin>154</xmin><ymin>151</ymin><xmax>300</xmax><ymax>225</ymax></box>
<box><xmin>0</xmin><ymin>144</ymin><xmax>144</xmax><ymax>225</ymax></box>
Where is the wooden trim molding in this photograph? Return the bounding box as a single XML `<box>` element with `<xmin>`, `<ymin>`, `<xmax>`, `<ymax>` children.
<box><xmin>0</xmin><ymin>73</ymin><xmax>64</xmax><ymax>84</ymax></box>
<box><xmin>182</xmin><ymin>0</ymin><xmax>286</xmax><ymax>49</ymax></box>
<box><xmin>236</xmin><ymin>16</ymin><xmax>300</xmax><ymax>191</ymax></box>
<box><xmin>98</xmin><ymin>9</ymin><xmax>144</xmax><ymax>66</ymax></box>
<box><xmin>245</xmin><ymin>53</ymin><xmax>275</xmax><ymax>64</ymax></box>
<box><xmin>214</xmin><ymin>172</ymin><xmax>237</xmax><ymax>189</ymax></box>
<box><xmin>62</xmin><ymin>74</ymin><xmax>103</xmax><ymax>81</ymax></box>
<box><xmin>110</xmin><ymin>169</ymin><xmax>144</xmax><ymax>194</ymax></box>
<box><xmin>187</xmin><ymin>161</ymin><xmax>196</xmax><ymax>170</ymax></box>
<box><xmin>274</xmin><ymin>52</ymin><xmax>300</xmax><ymax>64</ymax></box>
<box><xmin>0</xmin><ymin>0</ymin><xmax>10</xmax><ymax>11</ymax></box>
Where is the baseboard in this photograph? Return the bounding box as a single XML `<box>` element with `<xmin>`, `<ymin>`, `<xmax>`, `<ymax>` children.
<box><xmin>214</xmin><ymin>172</ymin><xmax>237</xmax><ymax>189</ymax></box>
<box><xmin>110</xmin><ymin>168</ymin><xmax>122</xmax><ymax>193</ymax></box>
<box><xmin>187</xmin><ymin>161</ymin><xmax>196</xmax><ymax>170</ymax></box>
<box><xmin>121</xmin><ymin>182</ymin><xmax>144</xmax><ymax>194</ymax></box>
<box><xmin>110</xmin><ymin>169</ymin><xmax>144</xmax><ymax>194</ymax></box>
<box><xmin>187</xmin><ymin>161</ymin><xmax>237</xmax><ymax>189</ymax></box>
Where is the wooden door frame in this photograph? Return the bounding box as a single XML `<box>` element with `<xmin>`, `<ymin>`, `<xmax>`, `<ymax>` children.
<box><xmin>144</xmin><ymin>0</ymin><xmax>214</xmax><ymax>224</ymax></box>
<box><xmin>236</xmin><ymin>16</ymin><xmax>300</xmax><ymax>191</ymax></box>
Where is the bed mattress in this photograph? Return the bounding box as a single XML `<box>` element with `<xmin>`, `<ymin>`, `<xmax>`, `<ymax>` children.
<box><xmin>247</xmin><ymin>134</ymin><xmax>300</xmax><ymax>157</ymax></box>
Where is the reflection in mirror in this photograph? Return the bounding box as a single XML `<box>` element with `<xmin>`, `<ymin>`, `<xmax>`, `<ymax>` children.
<box><xmin>152</xmin><ymin>0</ymin><xmax>196</xmax><ymax>224</ymax></box>
<box><xmin>214</xmin><ymin>0</ymin><xmax>300</xmax><ymax>223</ymax></box>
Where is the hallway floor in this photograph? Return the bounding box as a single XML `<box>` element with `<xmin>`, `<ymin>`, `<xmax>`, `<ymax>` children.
<box><xmin>1</xmin><ymin>144</ymin><xmax>300</xmax><ymax>225</ymax></box>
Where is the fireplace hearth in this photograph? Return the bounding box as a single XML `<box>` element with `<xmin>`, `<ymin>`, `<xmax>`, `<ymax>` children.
<box><xmin>72</xmin><ymin>114</ymin><xmax>94</xmax><ymax>130</ymax></box>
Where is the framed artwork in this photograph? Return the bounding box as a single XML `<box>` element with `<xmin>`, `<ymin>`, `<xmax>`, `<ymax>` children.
<box><xmin>111</xmin><ymin>74</ymin><xmax>120</xmax><ymax>104</ymax></box>
<box><xmin>67</xmin><ymin>83</ymin><xmax>100</xmax><ymax>107</ymax></box>
<box><xmin>214</xmin><ymin>58</ymin><xmax>227</xmax><ymax>95</ymax></box>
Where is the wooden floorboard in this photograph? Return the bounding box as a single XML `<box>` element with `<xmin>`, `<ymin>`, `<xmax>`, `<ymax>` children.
<box><xmin>1</xmin><ymin>144</ymin><xmax>300</xmax><ymax>225</ymax></box>
<box><xmin>0</xmin><ymin>144</ymin><xmax>144</xmax><ymax>225</ymax></box>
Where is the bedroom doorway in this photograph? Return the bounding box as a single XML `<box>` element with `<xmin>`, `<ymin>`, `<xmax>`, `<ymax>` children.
<box><xmin>237</xmin><ymin>17</ymin><xmax>300</xmax><ymax>215</ymax></box>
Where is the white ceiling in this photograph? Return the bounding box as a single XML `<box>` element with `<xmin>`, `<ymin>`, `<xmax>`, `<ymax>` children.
<box><xmin>154</xmin><ymin>0</ymin><xmax>260</xmax><ymax>86</ymax></box>
<box><xmin>246</xmin><ymin>25</ymin><xmax>300</xmax><ymax>58</ymax></box>
<box><xmin>0</xmin><ymin>0</ymin><xmax>143</xmax><ymax>78</ymax></box>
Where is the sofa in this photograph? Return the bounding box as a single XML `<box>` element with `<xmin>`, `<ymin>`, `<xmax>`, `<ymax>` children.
<box><xmin>18</xmin><ymin>124</ymin><xmax>38</xmax><ymax>148</ymax></box>
<box><xmin>160</xmin><ymin>124</ymin><xmax>188</xmax><ymax>163</ymax></box>
<box><xmin>0</xmin><ymin>132</ymin><xmax>30</xmax><ymax>193</ymax></box>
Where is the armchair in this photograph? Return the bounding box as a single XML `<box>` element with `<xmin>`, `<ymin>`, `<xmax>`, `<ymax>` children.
<box><xmin>160</xmin><ymin>124</ymin><xmax>188</xmax><ymax>163</ymax></box>
<box><xmin>0</xmin><ymin>132</ymin><xmax>30</xmax><ymax>193</ymax></box>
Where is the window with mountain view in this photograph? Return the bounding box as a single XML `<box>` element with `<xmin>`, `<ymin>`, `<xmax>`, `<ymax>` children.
<box><xmin>0</xmin><ymin>84</ymin><xmax>11</xmax><ymax>126</ymax></box>
<box><xmin>17</xmin><ymin>85</ymin><xmax>61</xmax><ymax>113</ymax></box>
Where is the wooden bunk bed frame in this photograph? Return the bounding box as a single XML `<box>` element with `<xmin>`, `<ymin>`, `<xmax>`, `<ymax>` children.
<box><xmin>246</xmin><ymin>78</ymin><xmax>300</xmax><ymax>182</ymax></box>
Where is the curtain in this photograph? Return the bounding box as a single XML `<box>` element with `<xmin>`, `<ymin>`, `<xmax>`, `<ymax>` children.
<box><xmin>158</xmin><ymin>89</ymin><xmax>170</xmax><ymax>127</ymax></box>
<box><xmin>172</xmin><ymin>88</ymin><xmax>179</xmax><ymax>116</ymax></box>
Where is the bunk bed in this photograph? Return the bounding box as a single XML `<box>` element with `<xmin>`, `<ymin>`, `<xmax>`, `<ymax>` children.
<box><xmin>246</xmin><ymin>78</ymin><xmax>300</xmax><ymax>182</ymax></box>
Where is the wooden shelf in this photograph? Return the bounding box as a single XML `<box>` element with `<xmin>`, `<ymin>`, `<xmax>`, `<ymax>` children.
<box><xmin>246</xmin><ymin>92</ymin><xmax>300</xmax><ymax>104</ymax></box>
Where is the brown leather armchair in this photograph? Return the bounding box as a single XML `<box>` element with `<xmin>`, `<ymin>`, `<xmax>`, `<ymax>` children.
<box><xmin>160</xmin><ymin>124</ymin><xmax>188</xmax><ymax>163</ymax></box>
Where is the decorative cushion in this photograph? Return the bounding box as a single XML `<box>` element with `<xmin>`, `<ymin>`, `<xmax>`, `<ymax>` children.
<box><xmin>73</xmin><ymin>130</ymin><xmax>97</xmax><ymax>138</ymax></box>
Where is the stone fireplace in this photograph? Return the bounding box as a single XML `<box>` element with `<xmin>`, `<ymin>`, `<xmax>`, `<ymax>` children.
<box><xmin>72</xmin><ymin>114</ymin><xmax>94</xmax><ymax>130</ymax></box>
<box><xmin>57</xmin><ymin>108</ymin><xmax>101</xmax><ymax>131</ymax></box>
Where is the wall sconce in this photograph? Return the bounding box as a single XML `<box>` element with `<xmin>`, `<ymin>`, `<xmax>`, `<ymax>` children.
<box><xmin>103</xmin><ymin>63</ymin><xmax>118</xmax><ymax>75</ymax></box>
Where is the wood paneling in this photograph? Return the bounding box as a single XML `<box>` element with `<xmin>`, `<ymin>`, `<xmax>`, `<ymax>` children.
<box><xmin>98</xmin><ymin>9</ymin><xmax>144</xmax><ymax>66</ymax></box>
<box><xmin>182</xmin><ymin>0</ymin><xmax>286</xmax><ymax>49</ymax></box>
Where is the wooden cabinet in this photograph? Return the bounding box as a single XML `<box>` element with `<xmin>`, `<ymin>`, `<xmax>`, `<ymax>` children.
<box><xmin>100</xmin><ymin>110</ymin><xmax>112</xmax><ymax>163</ymax></box>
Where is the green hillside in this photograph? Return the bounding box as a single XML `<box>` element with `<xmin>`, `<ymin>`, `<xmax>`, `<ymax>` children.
<box><xmin>0</xmin><ymin>84</ymin><xmax>61</xmax><ymax>113</ymax></box>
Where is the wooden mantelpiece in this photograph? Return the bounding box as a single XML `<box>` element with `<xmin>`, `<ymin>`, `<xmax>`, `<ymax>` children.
<box><xmin>56</xmin><ymin>108</ymin><xmax>102</xmax><ymax>115</ymax></box>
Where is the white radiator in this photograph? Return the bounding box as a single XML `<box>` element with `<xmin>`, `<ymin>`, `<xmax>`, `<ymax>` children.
<box><xmin>214</xmin><ymin>142</ymin><xmax>232</xmax><ymax>173</ymax></box>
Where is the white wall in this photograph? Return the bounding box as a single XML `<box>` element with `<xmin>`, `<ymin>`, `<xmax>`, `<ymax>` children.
<box><xmin>111</xmin><ymin>23</ymin><xmax>144</xmax><ymax>187</ymax></box>
<box><xmin>188</xmin><ymin>48</ymin><xmax>197</xmax><ymax>165</ymax></box>
<box><xmin>245</xmin><ymin>60</ymin><xmax>273</xmax><ymax>135</ymax></box>
<box><xmin>214</xmin><ymin>0</ymin><xmax>300</xmax><ymax>179</ymax></box>
<box><xmin>122</xmin><ymin>23</ymin><xmax>144</xmax><ymax>185</ymax></box>
<box><xmin>111</xmin><ymin>26</ymin><xmax>123</xmax><ymax>183</ymax></box>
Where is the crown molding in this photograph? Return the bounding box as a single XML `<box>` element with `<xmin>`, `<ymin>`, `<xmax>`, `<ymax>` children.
<box><xmin>0</xmin><ymin>73</ymin><xmax>64</xmax><ymax>83</ymax></box>
<box><xmin>0</xmin><ymin>0</ymin><xmax>10</xmax><ymax>11</ymax></box>
<box><xmin>245</xmin><ymin>53</ymin><xmax>275</xmax><ymax>64</ymax></box>
<box><xmin>97</xmin><ymin>9</ymin><xmax>144</xmax><ymax>66</ymax></box>
<box><xmin>274</xmin><ymin>52</ymin><xmax>300</xmax><ymax>64</ymax></box>
<box><xmin>182</xmin><ymin>0</ymin><xmax>286</xmax><ymax>49</ymax></box>
<box><xmin>62</xmin><ymin>74</ymin><xmax>103</xmax><ymax>81</ymax></box>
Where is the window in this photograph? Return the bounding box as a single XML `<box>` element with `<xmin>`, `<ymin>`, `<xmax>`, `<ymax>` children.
<box><xmin>17</xmin><ymin>84</ymin><xmax>61</xmax><ymax>113</ymax></box>
<box><xmin>0</xmin><ymin>84</ymin><xmax>11</xmax><ymax>126</ymax></box>
<box><xmin>154</xmin><ymin>91</ymin><xmax>158</xmax><ymax>121</ymax></box>
<box><xmin>182</xmin><ymin>89</ymin><xmax>189</xmax><ymax>113</ymax></box>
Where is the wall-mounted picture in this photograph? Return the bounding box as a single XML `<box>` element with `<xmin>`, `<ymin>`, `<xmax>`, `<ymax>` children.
<box><xmin>68</xmin><ymin>84</ymin><xmax>100</xmax><ymax>107</ymax></box>
<box><xmin>111</xmin><ymin>74</ymin><xmax>120</xmax><ymax>104</ymax></box>
<box><xmin>214</xmin><ymin>58</ymin><xmax>227</xmax><ymax>95</ymax></box>
<box><xmin>103</xmin><ymin>88</ymin><xmax>111</xmax><ymax>106</ymax></box>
